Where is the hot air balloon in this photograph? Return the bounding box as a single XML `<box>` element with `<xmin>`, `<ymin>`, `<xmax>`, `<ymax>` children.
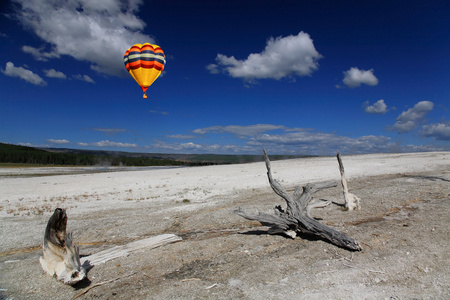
<box><xmin>123</xmin><ymin>43</ymin><xmax>166</xmax><ymax>99</ymax></box>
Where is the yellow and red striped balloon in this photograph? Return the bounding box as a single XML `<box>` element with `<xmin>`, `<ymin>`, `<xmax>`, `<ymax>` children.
<box><xmin>123</xmin><ymin>43</ymin><xmax>166</xmax><ymax>99</ymax></box>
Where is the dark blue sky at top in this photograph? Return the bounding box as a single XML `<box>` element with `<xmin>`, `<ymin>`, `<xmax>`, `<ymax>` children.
<box><xmin>0</xmin><ymin>0</ymin><xmax>449</xmax><ymax>155</ymax></box>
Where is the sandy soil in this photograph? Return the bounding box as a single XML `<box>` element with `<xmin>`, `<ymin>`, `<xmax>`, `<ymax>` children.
<box><xmin>0</xmin><ymin>152</ymin><xmax>449</xmax><ymax>299</ymax></box>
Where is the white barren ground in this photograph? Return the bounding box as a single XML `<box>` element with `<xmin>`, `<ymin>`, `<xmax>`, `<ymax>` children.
<box><xmin>0</xmin><ymin>152</ymin><xmax>449</xmax><ymax>299</ymax></box>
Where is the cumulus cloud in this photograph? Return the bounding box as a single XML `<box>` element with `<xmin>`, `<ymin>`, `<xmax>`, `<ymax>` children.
<box><xmin>420</xmin><ymin>122</ymin><xmax>450</xmax><ymax>141</ymax></box>
<box><xmin>44</xmin><ymin>69</ymin><xmax>67</xmax><ymax>79</ymax></box>
<box><xmin>207</xmin><ymin>31</ymin><xmax>322</xmax><ymax>81</ymax></box>
<box><xmin>364</xmin><ymin>99</ymin><xmax>388</xmax><ymax>114</ymax></box>
<box><xmin>13</xmin><ymin>0</ymin><xmax>154</xmax><ymax>76</ymax></box>
<box><xmin>205</xmin><ymin>64</ymin><xmax>219</xmax><ymax>74</ymax></box>
<box><xmin>390</xmin><ymin>101</ymin><xmax>434</xmax><ymax>133</ymax></box>
<box><xmin>1</xmin><ymin>61</ymin><xmax>47</xmax><ymax>85</ymax></box>
<box><xmin>92</xmin><ymin>140</ymin><xmax>137</xmax><ymax>147</ymax></box>
<box><xmin>342</xmin><ymin>67</ymin><xmax>378</xmax><ymax>88</ymax></box>
<box><xmin>47</xmin><ymin>139</ymin><xmax>70</xmax><ymax>144</ymax></box>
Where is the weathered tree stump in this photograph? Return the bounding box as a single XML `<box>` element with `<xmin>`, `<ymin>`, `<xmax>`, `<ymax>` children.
<box><xmin>234</xmin><ymin>150</ymin><xmax>362</xmax><ymax>251</ymax></box>
<box><xmin>337</xmin><ymin>151</ymin><xmax>361</xmax><ymax>211</ymax></box>
<box><xmin>39</xmin><ymin>208</ymin><xmax>86</xmax><ymax>285</ymax></box>
<box><xmin>40</xmin><ymin>208</ymin><xmax>182</xmax><ymax>285</ymax></box>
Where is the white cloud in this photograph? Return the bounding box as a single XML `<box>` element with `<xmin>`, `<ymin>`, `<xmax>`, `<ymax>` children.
<box><xmin>342</xmin><ymin>67</ymin><xmax>378</xmax><ymax>88</ymax></box>
<box><xmin>92</xmin><ymin>128</ymin><xmax>126</xmax><ymax>135</ymax></box>
<box><xmin>44</xmin><ymin>69</ymin><xmax>67</xmax><ymax>79</ymax></box>
<box><xmin>22</xmin><ymin>45</ymin><xmax>60</xmax><ymax>61</ymax></box>
<box><xmin>77</xmin><ymin>142</ymin><xmax>89</xmax><ymax>146</ymax></box>
<box><xmin>390</xmin><ymin>101</ymin><xmax>434</xmax><ymax>133</ymax></box>
<box><xmin>190</xmin><ymin>124</ymin><xmax>396</xmax><ymax>154</ymax></box>
<box><xmin>18</xmin><ymin>143</ymin><xmax>35</xmax><ymax>147</ymax></box>
<box><xmin>74</xmin><ymin>74</ymin><xmax>95</xmax><ymax>83</ymax></box>
<box><xmin>170</xmin><ymin>125</ymin><xmax>391</xmax><ymax>154</ymax></box>
<box><xmin>364</xmin><ymin>99</ymin><xmax>387</xmax><ymax>114</ymax></box>
<box><xmin>168</xmin><ymin>134</ymin><xmax>196</xmax><ymax>139</ymax></box>
<box><xmin>420</xmin><ymin>122</ymin><xmax>450</xmax><ymax>141</ymax></box>
<box><xmin>47</xmin><ymin>139</ymin><xmax>70</xmax><ymax>144</ymax></box>
<box><xmin>13</xmin><ymin>0</ymin><xmax>154</xmax><ymax>76</ymax></box>
<box><xmin>1</xmin><ymin>61</ymin><xmax>47</xmax><ymax>85</ymax></box>
<box><xmin>247</xmin><ymin>131</ymin><xmax>394</xmax><ymax>154</ymax></box>
<box><xmin>149</xmin><ymin>110</ymin><xmax>169</xmax><ymax>115</ymax></box>
<box><xmin>208</xmin><ymin>31</ymin><xmax>322</xmax><ymax>81</ymax></box>
<box><xmin>152</xmin><ymin>141</ymin><xmax>249</xmax><ymax>154</ymax></box>
<box><xmin>245</xmin><ymin>129</ymin><xmax>444</xmax><ymax>154</ymax></box>
<box><xmin>193</xmin><ymin>124</ymin><xmax>285</xmax><ymax>136</ymax></box>
<box><xmin>92</xmin><ymin>140</ymin><xmax>137</xmax><ymax>147</ymax></box>
<box><xmin>179</xmin><ymin>142</ymin><xmax>206</xmax><ymax>150</ymax></box>
<box><xmin>153</xmin><ymin>130</ymin><xmax>396</xmax><ymax>155</ymax></box>
<box><xmin>149</xmin><ymin>122</ymin><xmax>449</xmax><ymax>155</ymax></box>
<box><xmin>205</xmin><ymin>64</ymin><xmax>219</xmax><ymax>74</ymax></box>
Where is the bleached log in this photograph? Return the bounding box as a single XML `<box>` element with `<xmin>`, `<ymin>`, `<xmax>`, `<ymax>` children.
<box><xmin>81</xmin><ymin>234</ymin><xmax>182</xmax><ymax>270</ymax></box>
<box><xmin>234</xmin><ymin>150</ymin><xmax>361</xmax><ymax>251</ymax></box>
<box><xmin>337</xmin><ymin>151</ymin><xmax>361</xmax><ymax>211</ymax></box>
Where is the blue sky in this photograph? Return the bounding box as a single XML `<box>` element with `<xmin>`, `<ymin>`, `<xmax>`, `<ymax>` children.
<box><xmin>1</xmin><ymin>0</ymin><xmax>449</xmax><ymax>155</ymax></box>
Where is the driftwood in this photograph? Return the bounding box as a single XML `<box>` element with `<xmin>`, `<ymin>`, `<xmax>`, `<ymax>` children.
<box><xmin>40</xmin><ymin>208</ymin><xmax>182</xmax><ymax>285</ymax></box>
<box><xmin>80</xmin><ymin>234</ymin><xmax>182</xmax><ymax>270</ymax></box>
<box><xmin>39</xmin><ymin>208</ymin><xmax>86</xmax><ymax>285</ymax></box>
<box><xmin>234</xmin><ymin>150</ymin><xmax>362</xmax><ymax>251</ymax></box>
<box><xmin>337</xmin><ymin>151</ymin><xmax>361</xmax><ymax>211</ymax></box>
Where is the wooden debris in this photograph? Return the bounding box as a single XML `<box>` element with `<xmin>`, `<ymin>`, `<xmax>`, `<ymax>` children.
<box><xmin>80</xmin><ymin>234</ymin><xmax>182</xmax><ymax>270</ymax></box>
<box><xmin>182</xmin><ymin>278</ymin><xmax>201</xmax><ymax>282</ymax></box>
<box><xmin>234</xmin><ymin>150</ymin><xmax>362</xmax><ymax>251</ymax></box>
<box><xmin>337</xmin><ymin>151</ymin><xmax>361</xmax><ymax>211</ymax></box>
<box><xmin>39</xmin><ymin>208</ymin><xmax>86</xmax><ymax>285</ymax></box>
<box><xmin>40</xmin><ymin>208</ymin><xmax>182</xmax><ymax>285</ymax></box>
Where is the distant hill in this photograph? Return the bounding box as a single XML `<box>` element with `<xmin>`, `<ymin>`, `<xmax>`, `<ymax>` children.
<box><xmin>0</xmin><ymin>142</ymin><xmax>314</xmax><ymax>166</ymax></box>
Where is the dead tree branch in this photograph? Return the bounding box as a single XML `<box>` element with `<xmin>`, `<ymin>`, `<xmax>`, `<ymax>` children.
<box><xmin>234</xmin><ymin>150</ymin><xmax>362</xmax><ymax>251</ymax></box>
<box><xmin>337</xmin><ymin>151</ymin><xmax>361</xmax><ymax>211</ymax></box>
<box><xmin>80</xmin><ymin>234</ymin><xmax>182</xmax><ymax>270</ymax></box>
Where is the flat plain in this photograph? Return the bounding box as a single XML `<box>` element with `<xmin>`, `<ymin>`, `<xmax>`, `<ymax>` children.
<box><xmin>1</xmin><ymin>152</ymin><xmax>449</xmax><ymax>299</ymax></box>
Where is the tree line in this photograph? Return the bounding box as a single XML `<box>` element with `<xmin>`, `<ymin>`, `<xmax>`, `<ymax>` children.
<box><xmin>0</xmin><ymin>143</ymin><xmax>192</xmax><ymax>166</ymax></box>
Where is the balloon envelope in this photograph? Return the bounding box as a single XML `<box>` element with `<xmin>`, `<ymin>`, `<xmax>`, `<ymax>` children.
<box><xmin>123</xmin><ymin>43</ymin><xmax>165</xmax><ymax>97</ymax></box>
